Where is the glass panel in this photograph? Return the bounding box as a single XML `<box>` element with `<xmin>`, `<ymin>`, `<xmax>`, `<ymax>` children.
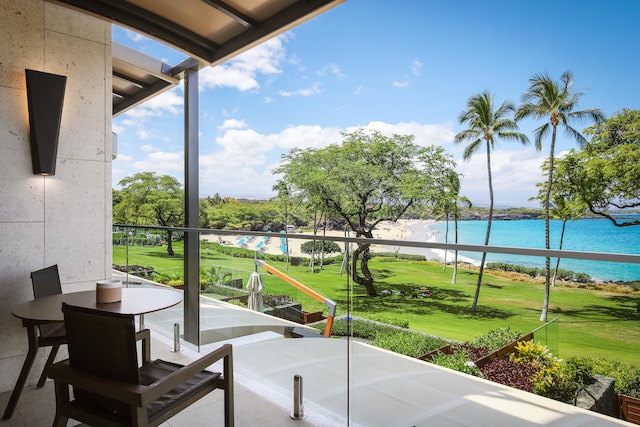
<box><xmin>114</xmin><ymin>224</ymin><xmax>640</xmax><ymax>425</ymax></box>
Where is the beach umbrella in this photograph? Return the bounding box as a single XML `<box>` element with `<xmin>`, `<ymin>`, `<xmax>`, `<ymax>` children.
<box><xmin>246</xmin><ymin>271</ymin><xmax>264</xmax><ymax>312</ymax></box>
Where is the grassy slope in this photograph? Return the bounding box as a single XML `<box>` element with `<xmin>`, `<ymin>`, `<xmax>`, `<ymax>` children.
<box><xmin>114</xmin><ymin>244</ymin><xmax>640</xmax><ymax>364</ymax></box>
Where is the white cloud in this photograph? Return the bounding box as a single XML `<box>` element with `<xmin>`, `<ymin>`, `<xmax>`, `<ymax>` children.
<box><xmin>199</xmin><ymin>35</ymin><xmax>287</xmax><ymax>91</ymax></box>
<box><xmin>125</xmin><ymin>29</ymin><xmax>147</xmax><ymax>43</ymax></box>
<box><xmin>197</xmin><ymin>122</ymin><xmax>451</xmax><ymax>198</ymax></box>
<box><xmin>347</xmin><ymin>121</ymin><xmax>455</xmax><ymax>147</ymax></box>
<box><xmin>278</xmin><ymin>82</ymin><xmax>324</xmax><ymax>97</ymax></box>
<box><xmin>411</xmin><ymin>59</ymin><xmax>423</xmax><ymax>76</ymax></box>
<box><xmin>392</xmin><ymin>81</ymin><xmax>409</xmax><ymax>88</ymax></box>
<box><xmin>317</xmin><ymin>63</ymin><xmax>345</xmax><ymax>79</ymax></box>
<box><xmin>218</xmin><ymin>119</ymin><xmax>247</xmax><ymax>131</ymax></box>
<box><xmin>124</xmin><ymin>89</ymin><xmax>183</xmax><ymax>120</ymax></box>
<box><xmin>456</xmin><ymin>148</ymin><xmax>546</xmax><ymax>207</ymax></box>
<box><xmin>114</xmin><ymin>119</ymin><xmax>544</xmax><ymax>207</ymax></box>
<box><xmin>133</xmin><ymin>151</ymin><xmax>183</xmax><ymax>173</ymax></box>
<box><xmin>114</xmin><ymin>153</ymin><xmax>133</xmax><ymax>162</ymax></box>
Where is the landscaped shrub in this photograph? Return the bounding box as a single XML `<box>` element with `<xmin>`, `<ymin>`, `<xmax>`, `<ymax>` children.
<box><xmin>568</xmin><ymin>357</ymin><xmax>640</xmax><ymax>398</ymax></box>
<box><xmin>471</xmin><ymin>326</ymin><xmax>522</xmax><ymax>351</ymax></box>
<box><xmin>453</xmin><ymin>343</ymin><xmax>489</xmax><ymax>361</ymax></box>
<box><xmin>372</xmin><ymin>331</ymin><xmax>448</xmax><ymax>358</ymax></box>
<box><xmin>366</xmin><ymin>314</ymin><xmax>410</xmax><ymax>328</ymax></box>
<box><xmin>480</xmin><ymin>358</ymin><xmax>536</xmax><ymax>393</ymax></box>
<box><xmin>485</xmin><ymin>262</ymin><xmax>592</xmax><ymax>283</ymax></box>
<box><xmin>323</xmin><ymin>318</ymin><xmax>382</xmax><ymax>339</ymax></box>
<box><xmin>202</xmin><ymin>283</ymin><xmax>246</xmax><ymax>298</ymax></box>
<box><xmin>314</xmin><ymin>317</ymin><xmax>446</xmax><ymax>357</ymax></box>
<box><xmin>202</xmin><ymin>265</ymin><xmax>234</xmax><ymax>292</ymax></box>
<box><xmin>430</xmin><ymin>350</ymin><xmax>481</xmax><ymax>377</ymax></box>
<box><xmin>371</xmin><ymin>252</ymin><xmax>427</xmax><ymax>261</ymax></box>
<box><xmin>510</xmin><ymin>341</ymin><xmax>577</xmax><ymax>401</ymax></box>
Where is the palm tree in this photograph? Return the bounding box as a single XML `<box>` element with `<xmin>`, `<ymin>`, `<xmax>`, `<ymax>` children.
<box><xmin>516</xmin><ymin>70</ymin><xmax>604</xmax><ymax>321</ymax></box>
<box><xmin>455</xmin><ymin>91</ymin><xmax>529</xmax><ymax>311</ymax></box>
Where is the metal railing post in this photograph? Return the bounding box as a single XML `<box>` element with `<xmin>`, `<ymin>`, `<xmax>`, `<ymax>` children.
<box><xmin>290</xmin><ymin>374</ymin><xmax>305</xmax><ymax>420</ymax></box>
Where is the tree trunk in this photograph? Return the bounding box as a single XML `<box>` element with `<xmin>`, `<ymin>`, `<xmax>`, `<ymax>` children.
<box><xmin>541</xmin><ymin>126</ymin><xmax>558</xmax><ymax>322</ymax></box>
<box><xmin>319</xmin><ymin>216</ymin><xmax>326</xmax><ymax>269</ymax></box>
<box><xmin>552</xmin><ymin>218</ymin><xmax>567</xmax><ymax>287</ymax></box>
<box><xmin>442</xmin><ymin>216</ymin><xmax>449</xmax><ymax>272</ymax></box>
<box><xmin>452</xmin><ymin>214</ymin><xmax>459</xmax><ymax>284</ymax></box>
<box><xmin>166</xmin><ymin>230</ymin><xmax>175</xmax><ymax>256</ymax></box>
<box><xmin>310</xmin><ymin>211</ymin><xmax>318</xmax><ymax>273</ymax></box>
<box><xmin>472</xmin><ymin>142</ymin><xmax>494</xmax><ymax>312</ymax></box>
<box><xmin>352</xmin><ymin>243</ymin><xmax>376</xmax><ymax>296</ymax></box>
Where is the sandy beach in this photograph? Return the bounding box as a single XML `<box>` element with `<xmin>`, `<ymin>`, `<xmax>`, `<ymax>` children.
<box><xmin>202</xmin><ymin>219</ymin><xmax>447</xmax><ymax>261</ymax></box>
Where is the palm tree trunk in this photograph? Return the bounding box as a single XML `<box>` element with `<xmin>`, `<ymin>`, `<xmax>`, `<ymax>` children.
<box><xmin>552</xmin><ymin>218</ymin><xmax>567</xmax><ymax>287</ymax></box>
<box><xmin>442</xmin><ymin>216</ymin><xmax>449</xmax><ymax>272</ymax></box>
<box><xmin>472</xmin><ymin>143</ymin><xmax>493</xmax><ymax>312</ymax></box>
<box><xmin>452</xmin><ymin>213</ymin><xmax>459</xmax><ymax>284</ymax></box>
<box><xmin>541</xmin><ymin>126</ymin><xmax>558</xmax><ymax>322</ymax></box>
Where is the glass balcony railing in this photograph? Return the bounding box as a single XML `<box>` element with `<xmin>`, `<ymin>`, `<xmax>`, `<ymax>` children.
<box><xmin>112</xmin><ymin>223</ymin><xmax>640</xmax><ymax>425</ymax></box>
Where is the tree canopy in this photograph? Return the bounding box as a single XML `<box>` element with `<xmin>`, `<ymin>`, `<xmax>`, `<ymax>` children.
<box><xmin>114</xmin><ymin>172</ymin><xmax>184</xmax><ymax>256</ymax></box>
<box><xmin>275</xmin><ymin>129</ymin><xmax>458</xmax><ymax>296</ymax></box>
<box><xmin>556</xmin><ymin>109</ymin><xmax>640</xmax><ymax>227</ymax></box>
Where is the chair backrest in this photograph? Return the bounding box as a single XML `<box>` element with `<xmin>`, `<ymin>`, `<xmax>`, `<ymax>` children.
<box><xmin>62</xmin><ymin>303</ymin><xmax>141</xmax><ymax>417</ymax></box>
<box><xmin>62</xmin><ymin>303</ymin><xmax>140</xmax><ymax>384</ymax></box>
<box><xmin>31</xmin><ymin>264</ymin><xmax>62</xmax><ymax>299</ymax></box>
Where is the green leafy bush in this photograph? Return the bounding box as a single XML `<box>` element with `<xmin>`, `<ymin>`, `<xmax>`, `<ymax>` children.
<box><xmin>511</xmin><ymin>341</ymin><xmax>576</xmax><ymax>402</ymax></box>
<box><xmin>485</xmin><ymin>262</ymin><xmax>592</xmax><ymax>283</ymax></box>
<box><xmin>568</xmin><ymin>357</ymin><xmax>640</xmax><ymax>398</ymax></box>
<box><xmin>373</xmin><ymin>331</ymin><xmax>447</xmax><ymax>358</ymax></box>
<box><xmin>326</xmin><ymin>318</ymin><xmax>386</xmax><ymax>339</ymax></box>
<box><xmin>202</xmin><ymin>283</ymin><xmax>246</xmax><ymax>298</ymax></box>
<box><xmin>471</xmin><ymin>326</ymin><xmax>522</xmax><ymax>351</ymax></box>
<box><xmin>300</xmin><ymin>240</ymin><xmax>341</xmax><ymax>255</ymax></box>
<box><xmin>366</xmin><ymin>314</ymin><xmax>409</xmax><ymax>328</ymax></box>
<box><xmin>372</xmin><ymin>252</ymin><xmax>427</xmax><ymax>261</ymax></box>
<box><xmin>430</xmin><ymin>350</ymin><xmax>481</xmax><ymax>377</ymax></box>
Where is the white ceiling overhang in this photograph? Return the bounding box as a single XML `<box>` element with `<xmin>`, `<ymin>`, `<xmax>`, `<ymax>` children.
<box><xmin>48</xmin><ymin>0</ymin><xmax>346</xmax><ymax>116</ymax></box>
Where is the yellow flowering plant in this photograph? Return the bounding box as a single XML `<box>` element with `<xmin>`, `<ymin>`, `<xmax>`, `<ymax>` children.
<box><xmin>511</xmin><ymin>341</ymin><xmax>564</xmax><ymax>397</ymax></box>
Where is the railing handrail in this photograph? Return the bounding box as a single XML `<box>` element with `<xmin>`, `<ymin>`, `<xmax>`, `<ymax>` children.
<box><xmin>114</xmin><ymin>223</ymin><xmax>640</xmax><ymax>266</ymax></box>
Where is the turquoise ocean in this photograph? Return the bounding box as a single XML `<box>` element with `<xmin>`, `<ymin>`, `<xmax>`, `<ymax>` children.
<box><xmin>418</xmin><ymin>217</ymin><xmax>640</xmax><ymax>282</ymax></box>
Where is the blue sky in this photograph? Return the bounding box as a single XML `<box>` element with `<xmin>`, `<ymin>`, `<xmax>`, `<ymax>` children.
<box><xmin>112</xmin><ymin>0</ymin><xmax>640</xmax><ymax>207</ymax></box>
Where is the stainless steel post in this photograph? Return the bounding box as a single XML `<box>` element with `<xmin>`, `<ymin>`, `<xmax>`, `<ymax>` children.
<box><xmin>172</xmin><ymin>323</ymin><xmax>181</xmax><ymax>352</ymax></box>
<box><xmin>290</xmin><ymin>374</ymin><xmax>305</xmax><ymax>420</ymax></box>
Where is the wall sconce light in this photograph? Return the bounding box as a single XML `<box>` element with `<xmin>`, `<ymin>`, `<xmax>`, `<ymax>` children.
<box><xmin>25</xmin><ymin>69</ymin><xmax>67</xmax><ymax>175</ymax></box>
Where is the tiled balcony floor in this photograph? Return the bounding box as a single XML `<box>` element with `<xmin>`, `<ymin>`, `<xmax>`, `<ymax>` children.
<box><xmin>1</xmin><ymin>286</ymin><xmax>633</xmax><ymax>426</ymax></box>
<box><xmin>0</xmin><ymin>330</ymin><xmax>342</xmax><ymax>427</ymax></box>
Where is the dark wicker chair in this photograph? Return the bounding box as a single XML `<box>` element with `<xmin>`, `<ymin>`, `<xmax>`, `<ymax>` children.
<box><xmin>30</xmin><ymin>264</ymin><xmax>67</xmax><ymax>387</ymax></box>
<box><xmin>47</xmin><ymin>303</ymin><xmax>234</xmax><ymax>427</ymax></box>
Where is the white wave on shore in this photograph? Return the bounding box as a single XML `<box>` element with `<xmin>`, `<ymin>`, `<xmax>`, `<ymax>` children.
<box><xmin>373</xmin><ymin>219</ymin><xmax>480</xmax><ymax>266</ymax></box>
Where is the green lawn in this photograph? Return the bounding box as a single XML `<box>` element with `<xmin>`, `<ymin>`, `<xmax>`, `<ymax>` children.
<box><xmin>114</xmin><ymin>243</ymin><xmax>640</xmax><ymax>364</ymax></box>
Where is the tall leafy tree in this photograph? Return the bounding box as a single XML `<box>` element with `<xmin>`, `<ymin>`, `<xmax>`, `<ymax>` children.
<box><xmin>575</xmin><ymin>108</ymin><xmax>640</xmax><ymax>226</ymax></box>
<box><xmin>455</xmin><ymin>91</ymin><xmax>529</xmax><ymax>311</ymax></box>
<box><xmin>114</xmin><ymin>172</ymin><xmax>184</xmax><ymax>256</ymax></box>
<box><xmin>276</xmin><ymin>129</ymin><xmax>457</xmax><ymax>296</ymax></box>
<box><xmin>516</xmin><ymin>71</ymin><xmax>604</xmax><ymax>321</ymax></box>
<box><xmin>531</xmin><ymin>157</ymin><xmax>588</xmax><ymax>286</ymax></box>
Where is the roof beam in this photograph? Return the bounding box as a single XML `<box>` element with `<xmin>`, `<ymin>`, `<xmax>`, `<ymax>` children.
<box><xmin>200</xmin><ymin>0</ymin><xmax>258</xmax><ymax>28</ymax></box>
<box><xmin>207</xmin><ymin>0</ymin><xmax>344</xmax><ymax>66</ymax></box>
<box><xmin>113</xmin><ymin>79</ymin><xmax>174</xmax><ymax>116</ymax></box>
<box><xmin>51</xmin><ymin>0</ymin><xmax>219</xmax><ymax>62</ymax></box>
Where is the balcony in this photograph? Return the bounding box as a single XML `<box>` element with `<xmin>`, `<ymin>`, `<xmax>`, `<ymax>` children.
<box><xmin>3</xmin><ymin>224</ymin><xmax>638</xmax><ymax>426</ymax></box>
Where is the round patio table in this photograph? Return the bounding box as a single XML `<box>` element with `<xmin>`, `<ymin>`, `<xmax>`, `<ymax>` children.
<box><xmin>3</xmin><ymin>287</ymin><xmax>182</xmax><ymax>420</ymax></box>
<box><xmin>12</xmin><ymin>287</ymin><xmax>182</xmax><ymax>322</ymax></box>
